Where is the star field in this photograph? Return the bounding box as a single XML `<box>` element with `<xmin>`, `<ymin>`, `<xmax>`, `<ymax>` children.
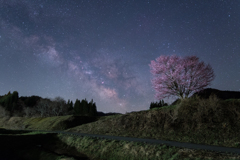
<box><xmin>0</xmin><ymin>0</ymin><xmax>239</xmax><ymax>114</ymax></box>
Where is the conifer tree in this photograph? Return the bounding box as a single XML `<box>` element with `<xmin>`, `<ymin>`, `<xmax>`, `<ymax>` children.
<box><xmin>5</xmin><ymin>95</ymin><xmax>13</xmax><ymax>115</ymax></box>
<box><xmin>89</xmin><ymin>99</ymin><xmax>93</xmax><ymax>106</ymax></box>
<box><xmin>73</xmin><ymin>99</ymin><xmax>81</xmax><ymax>115</ymax></box>
<box><xmin>12</xmin><ymin>91</ymin><xmax>19</xmax><ymax>103</ymax></box>
<box><xmin>149</xmin><ymin>99</ymin><xmax>168</xmax><ymax>110</ymax></box>
<box><xmin>93</xmin><ymin>102</ymin><xmax>97</xmax><ymax>116</ymax></box>
<box><xmin>89</xmin><ymin>102</ymin><xmax>97</xmax><ymax>116</ymax></box>
<box><xmin>81</xmin><ymin>99</ymin><xmax>88</xmax><ymax>116</ymax></box>
<box><xmin>78</xmin><ymin>99</ymin><xmax>83</xmax><ymax>115</ymax></box>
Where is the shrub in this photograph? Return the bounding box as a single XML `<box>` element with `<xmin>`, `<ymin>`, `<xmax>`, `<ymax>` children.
<box><xmin>0</xmin><ymin>105</ymin><xmax>10</xmax><ymax>117</ymax></box>
<box><xmin>149</xmin><ymin>99</ymin><xmax>168</xmax><ymax>110</ymax></box>
<box><xmin>22</xmin><ymin>106</ymin><xmax>37</xmax><ymax>117</ymax></box>
<box><xmin>172</xmin><ymin>93</ymin><xmax>226</xmax><ymax>131</ymax></box>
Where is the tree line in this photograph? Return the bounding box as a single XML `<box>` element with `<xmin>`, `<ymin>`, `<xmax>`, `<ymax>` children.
<box><xmin>149</xmin><ymin>99</ymin><xmax>168</xmax><ymax>110</ymax></box>
<box><xmin>0</xmin><ymin>91</ymin><xmax>97</xmax><ymax>118</ymax></box>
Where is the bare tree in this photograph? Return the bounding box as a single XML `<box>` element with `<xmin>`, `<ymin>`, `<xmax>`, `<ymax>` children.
<box><xmin>29</xmin><ymin>97</ymin><xmax>70</xmax><ymax>117</ymax></box>
<box><xmin>35</xmin><ymin>98</ymin><xmax>52</xmax><ymax>117</ymax></box>
<box><xmin>22</xmin><ymin>106</ymin><xmax>37</xmax><ymax>117</ymax></box>
<box><xmin>50</xmin><ymin>96</ymin><xmax>69</xmax><ymax>116</ymax></box>
<box><xmin>0</xmin><ymin>105</ymin><xmax>10</xmax><ymax>117</ymax></box>
<box><xmin>23</xmin><ymin>107</ymin><xmax>31</xmax><ymax>117</ymax></box>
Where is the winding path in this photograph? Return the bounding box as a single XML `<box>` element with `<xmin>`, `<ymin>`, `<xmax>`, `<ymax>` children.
<box><xmin>26</xmin><ymin>129</ymin><xmax>240</xmax><ymax>156</ymax></box>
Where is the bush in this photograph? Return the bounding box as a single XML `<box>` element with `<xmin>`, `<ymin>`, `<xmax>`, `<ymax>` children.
<box><xmin>172</xmin><ymin>93</ymin><xmax>226</xmax><ymax>131</ymax></box>
<box><xmin>0</xmin><ymin>105</ymin><xmax>10</xmax><ymax>117</ymax></box>
<box><xmin>171</xmin><ymin>98</ymin><xmax>182</xmax><ymax>106</ymax></box>
<box><xmin>149</xmin><ymin>99</ymin><xmax>168</xmax><ymax>110</ymax></box>
<box><xmin>22</xmin><ymin>106</ymin><xmax>38</xmax><ymax>117</ymax></box>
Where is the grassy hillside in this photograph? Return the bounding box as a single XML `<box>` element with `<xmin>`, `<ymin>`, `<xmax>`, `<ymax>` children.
<box><xmin>1</xmin><ymin>93</ymin><xmax>240</xmax><ymax>159</ymax></box>
<box><xmin>0</xmin><ymin>115</ymin><xmax>100</xmax><ymax>131</ymax></box>
<box><xmin>63</xmin><ymin>94</ymin><xmax>240</xmax><ymax>148</ymax></box>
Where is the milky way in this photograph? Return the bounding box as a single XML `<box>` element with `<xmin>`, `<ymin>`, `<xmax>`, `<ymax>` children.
<box><xmin>0</xmin><ymin>1</ymin><xmax>239</xmax><ymax>114</ymax></box>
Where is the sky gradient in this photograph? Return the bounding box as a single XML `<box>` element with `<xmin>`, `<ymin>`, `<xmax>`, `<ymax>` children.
<box><xmin>0</xmin><ymin>0</ymin><xmax>239</xmax><ymax>114</ymax></box>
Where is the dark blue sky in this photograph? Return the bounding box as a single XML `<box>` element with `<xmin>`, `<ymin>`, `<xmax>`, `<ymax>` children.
<box><xmin>0</xmin><ymin>0</ymin><xmax>239</xmax><ymax>114</ymax></box>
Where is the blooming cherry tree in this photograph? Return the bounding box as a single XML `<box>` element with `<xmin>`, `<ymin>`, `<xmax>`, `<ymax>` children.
<box><xmin>149</xmin><ymin>55</ymin><xmax>215</xmax><ymax>100</ymax></box>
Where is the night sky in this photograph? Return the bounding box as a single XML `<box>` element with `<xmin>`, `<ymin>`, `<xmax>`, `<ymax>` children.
<box><xmin>0</xmin><ymin>1</ymin><xmax>239</xmax><ymax>114</ymax></box>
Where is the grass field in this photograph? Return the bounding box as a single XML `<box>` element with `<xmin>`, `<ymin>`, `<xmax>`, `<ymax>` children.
<box><xmin>0</xmin><ymin>93</ymin><xmax>240</xmax><ymax>160</ymax></box>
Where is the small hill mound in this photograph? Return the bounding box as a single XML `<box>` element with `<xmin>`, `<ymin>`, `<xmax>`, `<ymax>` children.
<box><xmin>171</xmin><ymin>88</ymin><xmax>240</xmax><ymax>105</ymax></box>
<box><xmin>191</xmin><ymin>88</ymin><xmax>240</xmax><ymax>100</ymax></box>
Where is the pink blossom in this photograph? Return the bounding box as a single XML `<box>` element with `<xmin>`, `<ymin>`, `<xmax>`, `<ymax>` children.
<box><xmin>149</xmin><ymin>55</ymin><xmax>215</xmax><ymax>100</ymax></box>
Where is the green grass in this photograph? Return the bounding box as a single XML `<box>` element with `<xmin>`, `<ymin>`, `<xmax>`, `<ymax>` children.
<box><xmin>54</xmin><ymin>133</ymin><xmax>240</xmax><ymax>160</ymax></box>
<box><xmin>0</xmin><ymin>93</ymin><xmax>240</xmax><ymax>159</ymax></box>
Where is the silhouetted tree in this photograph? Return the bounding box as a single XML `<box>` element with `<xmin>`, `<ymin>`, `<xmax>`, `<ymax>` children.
<box><xmin>150</xmin><ymin>99</ymin><xmax>168</xmax><ymax>110</ymax></box>
<box><xmin>73</xmin><ymin>99</ymin><xmax>81</xmax><ymax>115</ymax></box>
<box><xmin>50</xmin><ymin>96</ymin><xmax>68</xmax><ymax>116</ymax></box>
<box><xmin>35</xmin><ymin>98</ymin><xmax>52</xmax><ymax>117</ymax></box>
<box><xmin>23</xmin><ymin>106</ymin><xmax>37</xmax><ymax>117</ymax></box>
<box><xmin>81</xmin><ymin>98</ymin><xmax>89</xmax><ymax>115</ymax></box>
<box><xmin>12</xmin><ymin>91</ymin><xmax>18</xmax><ymax>103</ymax></box>
<box><xmin>5</xmin><ymin>95</ymin><xmax>13</xmax><ymax>113</ymax></box>
<box><xmin>73</xmin><ymin>98</ymin><xmax>97</xmax><ymax>116</ymax></box>
<box><xmin>66</xmin><ymin>99</ymin><xmax>74</xmax><ymax>114</ymax></box>
<box><xmin>22</xmin><ymin>96</ymin><xmax>41</xmax><ymax>108</ymax></box>
<box><xmin>89</xmin><ymin>102</ymin><xmax>97</xmax><ymax>116</ymax></box>
<box><xmin>0</xmin><ymin>105</ymin><xmax>10</xmax><ymax>117</ymax></box>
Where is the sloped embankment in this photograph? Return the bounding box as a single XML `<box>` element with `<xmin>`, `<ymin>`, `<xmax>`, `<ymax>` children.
<box><xmin>1</xmin><ymin>96</ymin><xmax>240</xmax><ymax>160</ymax></box>
<box><xmin>65</xmin><ymin>106</ymin><xmax>177</xmax><ymax>138</ymax></box>
<box><xmin>0</xmin><ymin>115</ymin><xmax>101</xmax><ymax>160</ymax></box>
<box><xmin>64</xmin><ymin>97</ymin><xmax>240</xmax><ymax>149</ymax></box>
<box><xmin>0</xmin><ymin>115</ymin><xmax>99</xmax><ymax>131</ymax></box>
